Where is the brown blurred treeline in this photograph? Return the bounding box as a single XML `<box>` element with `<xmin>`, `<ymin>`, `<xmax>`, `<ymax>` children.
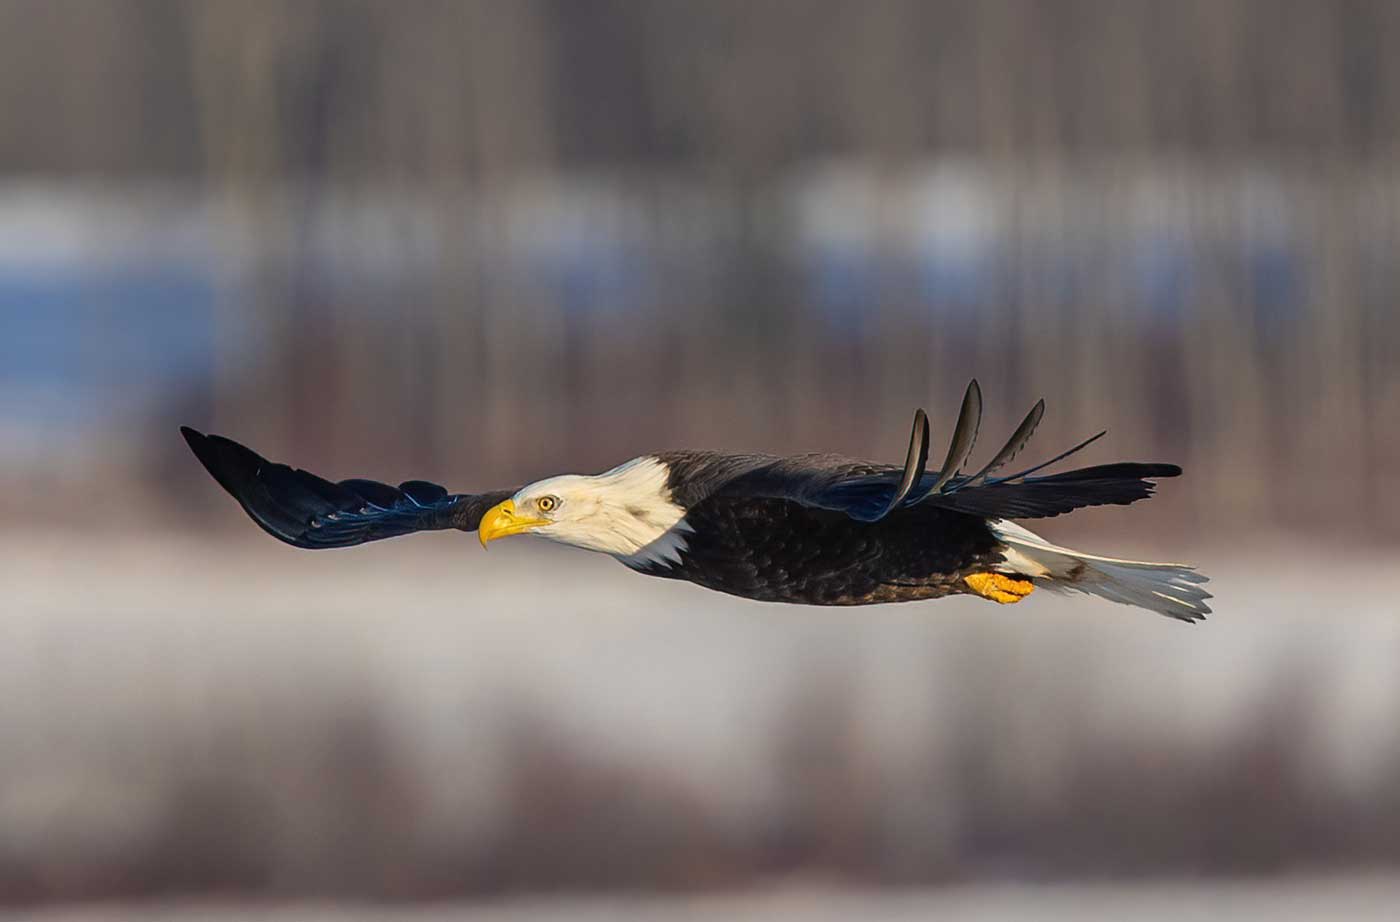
<box><xmin>8</xmin><ymin>0</ymin><xmax>1400</xmax><ymax>173</ymax></box>
<box><xmin>2</xmin><ymin>1</ymin><xmax>1398</xmax><ymax>539</ymax></box>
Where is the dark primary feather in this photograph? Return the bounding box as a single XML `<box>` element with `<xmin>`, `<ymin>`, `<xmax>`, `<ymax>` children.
<box><xmin>921</xmin><ymin>378</ymin><xmax>982</xmax><ymax>498</ymax></box>
<box><xmin>975</xmin><ymin>429</ymin><xmax>1107</xmax><ymax>486</ymax></box>
<box><xmin>869</xmin><ymin>407</ymin><xmax>930</xmax><ymax>519</ymax></box>
<box><xmin>887</xmin><ymin>378</ymin><xmax>983</xmax><ymax>514</ymax></box>
<box><xmin>181</xmin><ymin>427</ymin><xmax>513</xmax><ymax>548</ymax></box>
<box><xmin>960</xmin><ymin>398</ymin><xmax>1044</xmax><ymax>487</ymax></box>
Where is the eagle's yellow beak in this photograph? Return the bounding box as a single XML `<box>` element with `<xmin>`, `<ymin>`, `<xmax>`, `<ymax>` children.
<box><xmin>477</xmin><ymin>499</ymin><xmax>547</xmax><ymax>548</ymax></box>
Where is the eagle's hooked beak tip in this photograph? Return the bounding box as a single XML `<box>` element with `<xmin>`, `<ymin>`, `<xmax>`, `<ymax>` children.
<box><xmin>478</xmin><ymin>499</ymin><xmax>513</xmax><ymax>548</ymax></box>
<box><xmin>477</xmin><ymin>498</ymin><xmax>544</xmax><ymax>549</ymax></box>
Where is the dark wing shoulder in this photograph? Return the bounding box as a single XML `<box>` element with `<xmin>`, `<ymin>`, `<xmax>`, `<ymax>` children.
<box><xmin>676</xmin><ymin>380</ymin><xmax>1182</xmax><ymax>522</ymax></box>
<box><xmin>654</xmin><ymin>449</ymin><xmax>899</xmax><ymax>514</ymax></box>
<box><xmin>182</xmin><ymin>427</ymin><xmax>515</xmax><ymax>548</ymax></box>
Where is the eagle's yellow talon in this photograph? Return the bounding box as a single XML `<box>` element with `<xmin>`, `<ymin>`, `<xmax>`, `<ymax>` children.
<box><xmin>965</xmin><ymin>572</ymin><xmax>1035</xmax><ymax>604</ymax></box>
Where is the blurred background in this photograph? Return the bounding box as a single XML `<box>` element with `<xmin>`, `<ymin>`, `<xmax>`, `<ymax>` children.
<box><xmin>3</xmin><ymin>1</ymin><xmax>1400</xmax><ymax>918</ymax></box>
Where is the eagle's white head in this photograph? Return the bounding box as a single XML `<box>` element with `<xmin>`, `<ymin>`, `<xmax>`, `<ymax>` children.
<box><xmin>476</xmin><ymin>456</ymin><xmax>691</xmax><ymax>567</ymax></box>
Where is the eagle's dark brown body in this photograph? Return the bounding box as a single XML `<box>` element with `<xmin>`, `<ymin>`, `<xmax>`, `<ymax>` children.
<box><xmin>634</xmin><ymin>494</ymin><xmax>1004</xmax><ymax>605</ymax></box>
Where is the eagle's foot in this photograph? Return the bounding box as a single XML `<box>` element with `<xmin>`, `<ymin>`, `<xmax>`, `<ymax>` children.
<box><xmin>964</xmin><ymin>572</ymin><xmax>1035</xmax><ymax>604</ymax></box>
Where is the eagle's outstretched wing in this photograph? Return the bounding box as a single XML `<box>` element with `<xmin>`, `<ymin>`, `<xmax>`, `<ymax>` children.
<box><xmin>181</xmin><ymin>427</ymin><xmax>515</xmax><ymax>548</ymax></box>
<box><xmin>710</xmin><ymin>380</ymin><xmax>1181</xmax><ymax>522</ymax></box>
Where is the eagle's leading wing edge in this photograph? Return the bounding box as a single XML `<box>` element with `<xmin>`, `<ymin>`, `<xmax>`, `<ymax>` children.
<box><xmin>181</xmin><ymin>427</ymin><xmax>514</xmax><ymax>548</ymax></box>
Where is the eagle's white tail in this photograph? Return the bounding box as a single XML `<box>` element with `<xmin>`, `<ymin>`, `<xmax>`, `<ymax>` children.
<box><xmin>990</xmin><ymin>520</ymin><xmax>1211</xmax><ymax>622</ymax></box>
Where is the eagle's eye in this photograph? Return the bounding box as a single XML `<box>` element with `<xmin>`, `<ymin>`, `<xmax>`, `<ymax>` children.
<box><xmin>537</xmin><ymin>495</ymin><xmax>560</xmax><ymax>513</ymax></box>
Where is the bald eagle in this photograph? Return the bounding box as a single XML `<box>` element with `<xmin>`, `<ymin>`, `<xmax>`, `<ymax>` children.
<box><xmin>181</xmin><ymin>381</ymin><xmax>1210</xmax><ymax>621</ymax></box>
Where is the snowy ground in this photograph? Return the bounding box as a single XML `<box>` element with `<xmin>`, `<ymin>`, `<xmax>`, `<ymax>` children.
<box><xmin>3</xmin><ymin>530</ymin><xmax>1398</xmax><ymax>898</ymax></box>
<box><xmin>10</xmin><ymin>876</ymin><xmax>1400</xmax><ymax>922</ymax></box>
